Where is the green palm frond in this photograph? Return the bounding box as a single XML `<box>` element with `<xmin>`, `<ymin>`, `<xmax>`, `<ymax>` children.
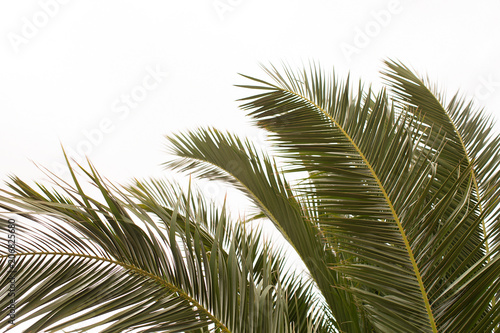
<box><xmin>382</xmin><ymin>60</ymin><xmax>500</xmax><ymax>247</ymax></box>
<box><xmin>0</xmin><ymin>157</ymin><xmax>329</xmax><ymax>332</ymax></box>
<box><xmin>236</xmin><ymin>65</ymin><xmax>438</xmax><ymax>332</ymax></box>
<box><xmin>165</xmin><ymin>128</ymin><xmax>360</xmax><ymax>332</ymax></box>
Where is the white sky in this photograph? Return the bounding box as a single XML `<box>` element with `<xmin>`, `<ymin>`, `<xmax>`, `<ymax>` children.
<box><xmin>1</xmin><ymin>0</ymin><xmax>500</xmax><ymax>186</ymax></box>
<box><xmin>1</xmin><ymin>1</ymin><xmax>500</xmax><ymax>331</ymax></box>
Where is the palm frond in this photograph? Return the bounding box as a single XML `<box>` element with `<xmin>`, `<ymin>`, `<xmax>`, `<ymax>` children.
<box><xmin>0</xmin><ymin>157</ymin><xmax>329</xmax><ymax>332</ymax></box>
<box><xmin>165</xmin><ymin>128</ymin><xmax>362</xmax><ymax>332</ymax></box>
<box><xmin>382</xmin><ymin>60</ymin><xmax>500</xmax><ymax>247</ymax></box>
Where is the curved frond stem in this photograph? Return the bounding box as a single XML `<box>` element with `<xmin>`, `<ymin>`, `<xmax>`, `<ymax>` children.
<box><xmin>383</xmin><ymin>61</ymin><xmax>491</xmax><ymax>258</ymax></box>
<box><xmin>271</xmin><ymin>85</ymin><xmax>438</xmax><ymax>332</ymax></box>
<box><xmin>1</xmin><ymin>251</ymin><xmax>232</xmax><ymax>333</ymax></box>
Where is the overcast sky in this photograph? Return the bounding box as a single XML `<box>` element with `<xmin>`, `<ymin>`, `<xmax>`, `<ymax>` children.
<box><xmin>1</xmin><ymin>0</ymin><xmax>499</xmax><ymax>202</ymax></box>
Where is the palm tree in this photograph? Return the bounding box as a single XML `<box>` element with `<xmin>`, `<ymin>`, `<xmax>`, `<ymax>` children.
<box><xmin>1</xmin><ymin>60</ymin><xmax>499</xmax><ymax>332</ymax></box>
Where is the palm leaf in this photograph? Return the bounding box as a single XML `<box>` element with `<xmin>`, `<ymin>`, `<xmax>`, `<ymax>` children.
<box><xmin>0</xmin><ymin>157</ymin><xmax>329</xmax><ymax>332</ymax></box>
<box><xmin>382</xmin><ymin>60</ymin><xmax>500</xmax><ymax>248</ymax></box>
<box><xmin>165</xmin><ymin>128</ymin><xmax>360</xmax><ymax>332</ymax></box>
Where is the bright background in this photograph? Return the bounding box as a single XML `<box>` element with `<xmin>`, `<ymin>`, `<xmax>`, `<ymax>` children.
<box><xmin>1</xmin><ymin>1</ymin><xmax>500</xmax><ymax>331</ymax></box>
<box><xmin>1</xmin><ymin>0</ymin><xmax>500</xmax><ymax>204</ymax></box>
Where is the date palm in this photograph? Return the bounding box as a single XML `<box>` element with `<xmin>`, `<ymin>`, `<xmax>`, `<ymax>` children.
<box><xmin>1</xmin><ymin>61</ymin><xmax>500</xmax><ymax>332</ymax></box>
